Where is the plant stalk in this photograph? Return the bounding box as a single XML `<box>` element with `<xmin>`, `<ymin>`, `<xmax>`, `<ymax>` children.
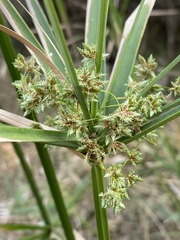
<box><xmin>35</xmin><ymin>143</ymin><xmax>75</xmax><ymax>240</ymax></box>
<box><xmin>91</xmin><ymin>165</ymin><xmax>110</xmax><ymax>240</ymax></box>
<box><xmin>13</xmin><ymin>143</ymin><xmax>51</xmax><ymax>236</ymax></box>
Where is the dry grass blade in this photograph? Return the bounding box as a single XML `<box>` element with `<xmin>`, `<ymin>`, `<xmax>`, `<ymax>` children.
<box><xmin>0</xmin><ymin>109</ymin><xmax>56</xmax><ymax>130</ymax></box>
<box><xmin>0</xmin><ymin>25</ymin><xmax>65</xmax><ymax>80</ymax></box>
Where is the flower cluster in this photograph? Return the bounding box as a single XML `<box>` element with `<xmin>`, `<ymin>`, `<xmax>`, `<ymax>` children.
<box><xmin>13</xmin><ymin>54</ymin><xmax>60</xmax><ymax>115</ymax></box>
<box><xmin>99</xmin><ymin>163</ymin><xmax>142</xmax><ymax>214</ymax></box>
<box><xmin>134</xmin><ymin>54</ymin><xmax>157</xmax><ymax>80</ymax></box>
<box><xmin>77</xmin><ymin>43</ymin><xmax>106</xmax><ymax>102</ymax></box>
<box><xmin>13</xmin><ymin>45</ymin><xmax>179</xmax><ymax>213</ymax></box>
<box><xmin>170</xmin><ymin>76</ymin><xmax>180</xmax><ymax>96</ymax></box>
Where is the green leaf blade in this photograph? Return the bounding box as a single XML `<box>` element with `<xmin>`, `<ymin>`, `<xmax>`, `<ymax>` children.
<box><xmin>25</xmin><ymin>0</ymin><xmax>66</xmax><ymax>74</ymax></box>
<box><xmin>85</xmin><ymin>0</ymin><xmax>100</xmax><ymax>44</ymax></box>
<box><xmin>0</xmin><ymin>125</ymin><xmax>79</xmax><ymax>149</ymax></box>
<box><xmin>0</xmin><ymin>0</ymin><xmax>43</xmax><ymax>52</ymax></box>
<box><xmin>103</xmin><ymin>0</ymin><xmax>156</xmax><ymax>114</ymax></box>
<box><xmin>95</xmin><ymin>0</ymin><xmax>109</xmax><ymax>74</ymax></box>
<box><xmin>85</xmin><ymin>0</ymin><xmax>109</xmax><ymax>114</ymax></box>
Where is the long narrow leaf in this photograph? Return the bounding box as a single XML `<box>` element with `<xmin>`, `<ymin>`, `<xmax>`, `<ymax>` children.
<box><xmin>0</xmin><ymin>0</ymin><xmax>42</xmax><ymax>51</ymax></box>
<box><xmin>85</xmin><ymin>0</ymin><xmax>109</xmax><ymax>59</ymax></box>
<box><xmin>0</xmin><ymin>0</ymin><xmax>48</xmax><ymax>70</ymax></box>
<box><xmin>35</xmin><ymin>143</ymin><xmax>76</xmax><ymax>240</ymax></box>
<box><xmin>95</xmin><ymin>0</ymin><xmax>109</xmax><ymax>74</ymax></box>
<box><xmin>103</xmin><ymin>0</ymin><xmax>156</xmax><ymax>114</ymax></box>
<box><xmin>24</xmin><ymin>0</ymin><xmax>65</xmax><ymax>74</ymax></box>
<box><xmin>85</xmin><ymin>0</ymin><xmax>100</xmax><ymax>44</ymax></box>
<box><xmin>85</xmin><ymin>0</ymin><xmax>109</xmax><ymax>115</ymax></box>
<box><xmin>0</xmin><ymin>25</ymin><xmax>65</xmax><ymax>80</ymax></box>
<box><xmin>13</xmin><ymin>143</ymin><xmax>51</xmax><ymax>228</ymax></box>
<box><xmin>0</xmin><ymin>109</ymin><xmax>55</xmax><ymax>129</ymax></box>
<box><xmin>0</xmin><ymin>125</ymin><xmax>79</xmax><ymax>148</ymax></box>
<box><xmin>0</xmin><ymin>109</ymin><xmax>83</xmax><ymax>157</ymax></box>
<box><xmin>20</xmin><ymin>233</ymin><xmax>48</xmax><ymax>240</ymax></box>
<box><xmin>161</xmin><ymin>98</ymin><xmax>180</xmax><ymax>112</ymax></box>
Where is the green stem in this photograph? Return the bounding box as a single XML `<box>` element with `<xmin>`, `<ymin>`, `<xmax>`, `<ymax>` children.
<box><xmin>35</xmin><ymin>143</ymin><xmax>75</xmax><ymax>240</ymax></box>
<box><xmin>91</xmin><ymin>165</ymin><xmax>110</xmax><ymax>240</ymax></box>
<box><xmin>12</xmin><ymin>143</ymin><xmax>51</xmax><ymax>236</ymax></box>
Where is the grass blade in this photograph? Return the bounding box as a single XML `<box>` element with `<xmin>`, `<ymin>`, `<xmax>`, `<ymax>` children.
<box><xmin>85</xmin><ymin>0</ymin><xmax>109</xmax><ymax>67</ymax></box>
<box><xmin>24</xmin><ymin>0</ymin><xmax>65</xmax><ymax>74</ymax></box>
<box><xmin>0</xmin><ymin>125</ymin><xmax>79</xmax><ymax>148</ymax></box>
<box><xmin>0</xmin><ymin>109</ymin><xmax>56</xmax><ymax>129</ymax></box>
<box><xmin>161</xmin><ymin>98</ymin><xmax>180</xmax><ymax>112</ymax></box>
<box><xmin>0</xmin><ymin>0</ymin><xmax>44</xmax><ymax>64</ymax></box>
<box><xmin>85</xmin><ymin>0</ymin><xmax>109</xmax><ymax>115</ymax></box>
<box><xmin>12</xmin><ymin>143</ymin><xmax>51</xmax><ymax>228</ymax></box>
<box><xmin>103</xmin><ymin>0</ymin><xmax>156</xmax><ymax>114</ymax></box>
<box><xmin>35</xmin><ymin>144</ymin><xmax>76</xmax><ymax>240</ymax></box>
<box><xmin>95</xmin><ymin>0</ymin><xmax>109</xmax><ymax>74</ymax></box>
<box><xmin>0</xmin><ymin>0</ymin><xmax>42</xmax><ymax>49</ymax></box>
<box><xmin>85</xmin><ymin>0</ymin><xmax>100</xmax><ymax>44</ymax></box>
<box><xmin>0</xmin><ymin>25</ymin><xmax>65</xmax><ymax>80</ymax></box>
<box><xmin>0</xmin><ymin>0</ymin><xmax>64</xmax><ymax>77</ymax></box>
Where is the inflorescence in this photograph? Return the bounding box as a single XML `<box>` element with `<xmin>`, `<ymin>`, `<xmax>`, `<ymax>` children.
<box><xmin>13</xmin><ymin>44</ymin><xmax>180</xmax><ymax>214</ymax></box>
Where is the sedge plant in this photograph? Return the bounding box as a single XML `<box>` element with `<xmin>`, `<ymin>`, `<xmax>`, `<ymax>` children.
<box><xmin>0</xmin><ymin>0</ymin><xmax>180</xmax><ymax>239</ymax></box>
